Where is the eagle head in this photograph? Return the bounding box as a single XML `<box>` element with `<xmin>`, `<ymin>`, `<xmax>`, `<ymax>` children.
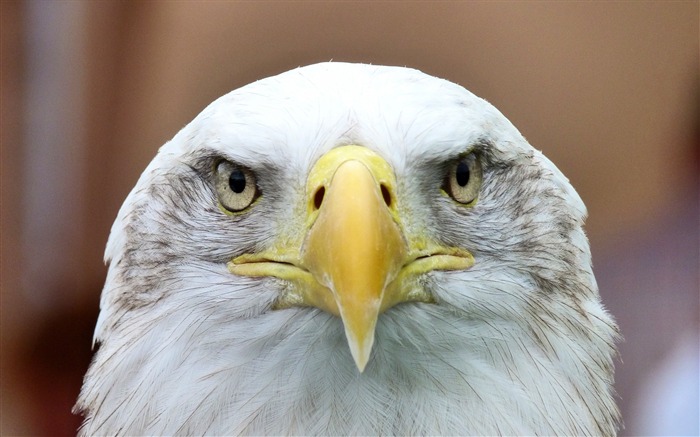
<box><xmin>76</xmin><ymin>63</ymin><xmax>620</xmax><ymax>435</ymax></box>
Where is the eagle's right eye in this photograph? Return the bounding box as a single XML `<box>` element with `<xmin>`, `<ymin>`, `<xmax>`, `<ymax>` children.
<box><xmin>215</xmin><ymin>160</ymin><xmax>259</xmax><ymax>212</ymax></box>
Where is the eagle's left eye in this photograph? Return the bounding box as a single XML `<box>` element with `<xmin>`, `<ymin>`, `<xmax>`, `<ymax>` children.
<box><xmin>443</xmin><ymin>153</ymin><xmax>482</xmax><ymax>205</ymax></box>
<box><xmin>215</xmin><ymin>160</ymin><xmax>259</xmax><ymax>212</ymax></box>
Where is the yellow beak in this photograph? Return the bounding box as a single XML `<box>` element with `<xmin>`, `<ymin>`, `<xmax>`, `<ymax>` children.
<box><xmin>228</xmin><ymin>146</ymin><xmax>474</xmax><ymax>372</ymax></box>
<box><xmin>302</xmin><ymin>155</ymin><xmax>406</xmax><ymax>371</ymax></box>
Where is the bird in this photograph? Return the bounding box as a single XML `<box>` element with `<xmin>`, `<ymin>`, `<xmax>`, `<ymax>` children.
<box><xmin>75</xmin><ymin>62</ymin><xmax>620</xmax><ymax>435</ymax></box>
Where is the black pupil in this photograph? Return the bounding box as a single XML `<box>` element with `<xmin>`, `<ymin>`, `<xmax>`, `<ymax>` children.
<box><xmin>229</xmin><ymin>170</ymin><xmax>247</xmax><ymax>193</ymax></box>
<box><xmin>455</xmin><ymin>161</ymin><xmax>470</xmax><ymax>186</ymax></box>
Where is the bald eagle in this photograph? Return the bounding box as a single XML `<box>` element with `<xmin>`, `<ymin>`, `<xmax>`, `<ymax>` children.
<box><xmin>75</xmin><ymin>63</ymin><xmax>620</xmax><ymax>435</ymax></box>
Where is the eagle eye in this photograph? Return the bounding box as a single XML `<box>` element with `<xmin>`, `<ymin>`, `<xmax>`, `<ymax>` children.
<box><xmin>215</xmin><ymin>160</ymin><xmax>259</xmax><ymax>212</ymax></box>
<box><xmin>443</xmin><ymin>153</ymin><xmax>482</xmax><ymax>205</ymax></box>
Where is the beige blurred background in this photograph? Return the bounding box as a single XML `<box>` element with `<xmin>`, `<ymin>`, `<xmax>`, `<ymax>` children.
<box><xmin>2</xmin><ymin>1</ymin><xmax>698</xmax><ymax>435</ymax></box>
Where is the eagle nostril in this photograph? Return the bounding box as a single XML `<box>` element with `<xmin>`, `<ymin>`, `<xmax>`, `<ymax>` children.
<box><xmin>380</xmin><ymin>184</ymin><xmax>392</xmax><ymax>207</ymax></box>
<box><xmin>314</xmin><ymin>186</ymin><xmax>325</xmax><ymax>210</ymax></box>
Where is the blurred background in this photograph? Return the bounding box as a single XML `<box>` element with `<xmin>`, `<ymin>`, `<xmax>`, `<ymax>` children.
<box><xmin>1</xmin><ymin>1</ymin><xmax>697</xmax><ymax>435</ymax></box>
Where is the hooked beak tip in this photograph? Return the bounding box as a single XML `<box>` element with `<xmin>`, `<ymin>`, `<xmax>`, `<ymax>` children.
<box><xmin>343</xmin><ymin>322</ymin><xmax>376</xmax><ymax>373</ymax></box>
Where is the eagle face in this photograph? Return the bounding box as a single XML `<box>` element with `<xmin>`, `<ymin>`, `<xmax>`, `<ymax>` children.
<box><xmin>76</xmin><ymin>63</ymin><xmax>620</xmax><ymax>435</ymax></box>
